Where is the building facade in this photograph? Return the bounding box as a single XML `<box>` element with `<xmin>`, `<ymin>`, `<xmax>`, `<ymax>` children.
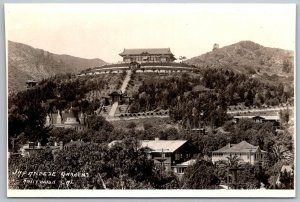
<box><xmin>232</xmin><ymin>115</ymin><xmax>280</xmax><ymax>126</ymax></box>
<box><xmin>119</xmin><ymin>48</ymin><xmax>176</xmax><ymax>63</ymax></box>
<box><xmin>108</xmin><ymin>138</ymin><xmax>198</xmax><ymax>172</ymax></box>
<box><xmin>212</xmin><ymin>141</ymin><xmax>266</xmax><ymax>165</ymax></box>
<box><xmin>45</xmin><ymin>107</ymin><xmax>86</xmax><ymax>131</ymax></box>
<box><xmin>139</xmin><ymin>138</ymin><xmax>197</xmax><ymax>171</ymax></box>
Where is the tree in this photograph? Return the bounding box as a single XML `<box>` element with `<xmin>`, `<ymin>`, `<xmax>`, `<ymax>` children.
<box><xmin>181</xmin><ymin>159</ymin><xmax>220</xmax><ymax>189</ymax></box>
<box><xmin>278</xmin><ymin>169</ymin><xmax>294</xmax><ymax>189</ymax></box>
<box><xmin>87</xmin><ymin>115</ymin><xmax>114</xmax><ymax>132</ymax></box>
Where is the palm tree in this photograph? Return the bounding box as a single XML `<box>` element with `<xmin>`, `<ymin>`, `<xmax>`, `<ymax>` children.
<box><xmin>271</xmin><ymin>144</ymin><xmax>292</xmax><ymax>163</ymax></box>
<box><xmin>226</xmin><ymin>154</ymin><xmax>241</xmax><ymax>168</ymax></box>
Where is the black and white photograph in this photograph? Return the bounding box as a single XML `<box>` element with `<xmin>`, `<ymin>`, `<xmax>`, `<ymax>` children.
<box><xmin>6</xmin><ymin>3</ymin><xmax>296</xmax><ymax>197</ymax></box>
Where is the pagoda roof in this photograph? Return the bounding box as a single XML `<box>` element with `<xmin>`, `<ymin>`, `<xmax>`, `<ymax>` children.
<box><xmin>120</xmin><ymin>48</ymin><xmax>173</xmax><ymax>56</ymax></box>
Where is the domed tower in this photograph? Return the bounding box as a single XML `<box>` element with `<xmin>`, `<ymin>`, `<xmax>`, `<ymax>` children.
<box><xmin>213</xmin><ymin>43</ymin><xmax>219</xmax><ymax>51</ymax></box>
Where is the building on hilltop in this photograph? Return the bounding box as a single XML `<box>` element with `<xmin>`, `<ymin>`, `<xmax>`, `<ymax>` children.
<box><xmin>45</xmin><ymin>107</ymin><xmax>87</xmax><ymax>131</ymax></box>
<box><xmin>26</xmin><ymin>80</ymin><xmax>38</xmax><ymax>89</ymax></box>
<box><xmin>119</xmin><ymin>48</ymin><xmax>176</xmax><ymax>63</ymax></box>
<box><xmin>212</xmin><ymin>141</ymin><xmax>266</xmax><ymax>165</ymax></box>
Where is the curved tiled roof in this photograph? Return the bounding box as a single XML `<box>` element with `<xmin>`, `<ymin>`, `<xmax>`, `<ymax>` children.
<box><xmin>120</xmin><ymin>48</ymin><xmax>173</xmax><ymax>56</ymax></box>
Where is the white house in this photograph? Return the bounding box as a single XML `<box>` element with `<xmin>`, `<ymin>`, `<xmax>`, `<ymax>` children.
<box><xmin>212</xmin><ymin>141</ymin><xmax>266</xmax><ymax>165</ymax></box>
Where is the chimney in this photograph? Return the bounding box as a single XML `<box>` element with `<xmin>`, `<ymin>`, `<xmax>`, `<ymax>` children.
<box><xmin>154</xmin><ymin>137</ymin><xmax>159</xmax><ymax>141</ymax></box>
<box><xmin>59</xmin><ymin>141</ymin><xmax>63</xmax><ymax>150</ymax></box>
<box><xmin>228</xmin><ymin>143</ymin><xmax>231</xmax><ymax>148</ymax></box>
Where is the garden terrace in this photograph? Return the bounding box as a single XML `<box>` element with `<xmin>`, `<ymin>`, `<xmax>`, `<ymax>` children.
<box><xmin>79</xmin><ymin>62</ymin><xmax>198</xmax><ymax>75</ymax></box>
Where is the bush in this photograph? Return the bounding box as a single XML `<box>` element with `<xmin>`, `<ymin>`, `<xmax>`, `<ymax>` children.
<box><xmin>143</xmin><ymin>122</ymin><xmax>153</xmax><ymax>130</ymax></box>
<box><xmin>127</xmin><ymin>122</ymin><xmax>137</xmax><ymax>129</ymax></box>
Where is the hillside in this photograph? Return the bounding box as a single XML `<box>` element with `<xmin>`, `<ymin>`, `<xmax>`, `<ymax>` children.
<box><xmin>8</xmin><ymin>41</ymin><xmax>106</xmax><ymax>93</ymax></box>
<box><xmin>185</xmin><ymin>41</ymin><xmax>294</xmax><ymax>85</ymax></box>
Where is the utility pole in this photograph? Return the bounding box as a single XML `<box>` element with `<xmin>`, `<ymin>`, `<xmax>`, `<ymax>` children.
<box><xmin>156</xmin><ymin>148</ymin><xmax>169</xmax><ymax>179</ymax></box>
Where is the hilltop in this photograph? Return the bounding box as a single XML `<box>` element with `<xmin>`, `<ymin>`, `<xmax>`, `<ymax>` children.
<box><xmin>8</xmin><ymin>41</ymin><xmax>106</xmax><ymax>93</ymax></box>
<box><xmin>185</xmin><ymin>41</ymin><xmax>294</xmax><ymax>86</ymax></box>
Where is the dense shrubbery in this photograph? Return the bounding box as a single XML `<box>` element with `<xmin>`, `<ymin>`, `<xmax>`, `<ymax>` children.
<box><xmin>8</xmin><ymin>138</ymin><xmax>178</xmax><ymax>189</ymax></box>
<box><xmin>130</xmin><ymin>68</ymin><xmax>293</xmax><ymax>128</ymax></box>
<box><xmin>8</xmin><ymin>69</ymin><xmax>294</xmax><ymax>189</ymax></box>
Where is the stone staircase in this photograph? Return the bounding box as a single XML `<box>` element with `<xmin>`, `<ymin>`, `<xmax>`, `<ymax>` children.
<box><xmin>120</xmin><ymin>70</ymin><xmax>132</xmax><ymax>93</ymax></box>
<box><xmin>108</xmin><ymin>70</ymin><xmax>132</xmax><ymax>117</ymax></box>
<box><xmin>108</xmin><ymin>101</ymin><xmax>119</xmax><ymax>117</ymax></box>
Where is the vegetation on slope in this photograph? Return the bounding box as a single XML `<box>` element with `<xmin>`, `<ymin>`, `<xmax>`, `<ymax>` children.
<box><xmin>8</xmin><ymin>41</ymin><xmax>106</xmax><ymax>92</ymax></box>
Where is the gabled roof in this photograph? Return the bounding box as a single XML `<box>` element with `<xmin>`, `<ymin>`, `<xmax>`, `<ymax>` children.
<box><xmin>108</xmin><ymin>139</ymin><xmax>188</xmax><ymax>153</ymax></box>
<box><xmin>213</xmin><ymin>141</ymin><xmax>266</xmax><ymax>153</ymax></box>
<box><xmin>233</xmin><ymin>115</ymin><xmax>279</xmax><ymax>121</ymax></box>
<box><xmin>140</xmin><ymin>139</ymin><xmax>187</xmax><ymax>153</ymax></box>
<box><xmin>120</xmin><ymin>48</ymin><xmax>173</xmax><ymax>56</ymax></box>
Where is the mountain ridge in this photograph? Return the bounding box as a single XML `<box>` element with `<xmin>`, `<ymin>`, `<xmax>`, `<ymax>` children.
<box><xmin>185</xmin><ymin>40</ymin><xmax>294</xmax><ymax>78</ymax></box>
<box><xmin>8</xmin><ymin>40</ymin><xmax>106</xmax><ymax>93</ymax></box>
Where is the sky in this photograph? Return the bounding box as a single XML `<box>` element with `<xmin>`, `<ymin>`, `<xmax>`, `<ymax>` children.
<box><xmin>5</xmin><ymin>4</ymin><xmax>296</xmax><ymax>63</ymax></box>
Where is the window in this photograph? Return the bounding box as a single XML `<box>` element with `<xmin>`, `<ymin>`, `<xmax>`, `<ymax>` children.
<box><xmin>175</xmin><ymin>154</ymin><xmax>180</xmax><ymax>160</ymax></box>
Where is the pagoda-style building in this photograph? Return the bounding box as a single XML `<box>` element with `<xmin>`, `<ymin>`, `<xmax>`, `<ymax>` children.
<box><xmin>102</xmin><ymin>90</ymin><xmax>131</xmax><ymax>106</ymax></box>
<box><xmin>119</xmin><ymin>48</ymin><xmax>176</xmax><ymax>63</ymax></box>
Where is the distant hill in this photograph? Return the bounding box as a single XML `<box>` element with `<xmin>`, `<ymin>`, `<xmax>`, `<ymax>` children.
<box><xmin>8</xmin><ymin>41</ymin><xmax>106</xmax><ymax>93</ymax></box>
<box><xmin>185</xmin><ymin>41</ymin><xmax>294</xmax><ymax>85</ymax></box>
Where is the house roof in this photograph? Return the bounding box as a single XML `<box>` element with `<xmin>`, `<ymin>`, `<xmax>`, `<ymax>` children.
<box><xmin>140</xmin><ymin>139</ymin><xmax>187</xmax><ymax>153</ymax></box>
<box><xmin>109</xmin><ymin>90</ymin><xmax>123</xmax><ymax>96</ymax></box>
<box><xmin>259</xmin><ymin>116</ymin><xmax>280</xmax><ymax>121</ymax></box>
<box><xmin>108</xmin><ymin>139</ymin><xmax>188</xmax><ymax>153</ymax></box>
<box><xmin>233</xmin><ymin>115</ymin><xmax>279</xmax><ymax>121</ymax></box>
<box><xmin>213</xmin><ymin>141</ymin><xmax>266</xmax><ymax>153</ymax></box>
<box><xmin>233</xmin><ymin>116</ymin><xmax>255</xmax><ymax>119</ymax></box>
<box><xmin>120</xmin><ymin>48</ymin><xmax>173</xmax><ymax>56</ymax></box>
